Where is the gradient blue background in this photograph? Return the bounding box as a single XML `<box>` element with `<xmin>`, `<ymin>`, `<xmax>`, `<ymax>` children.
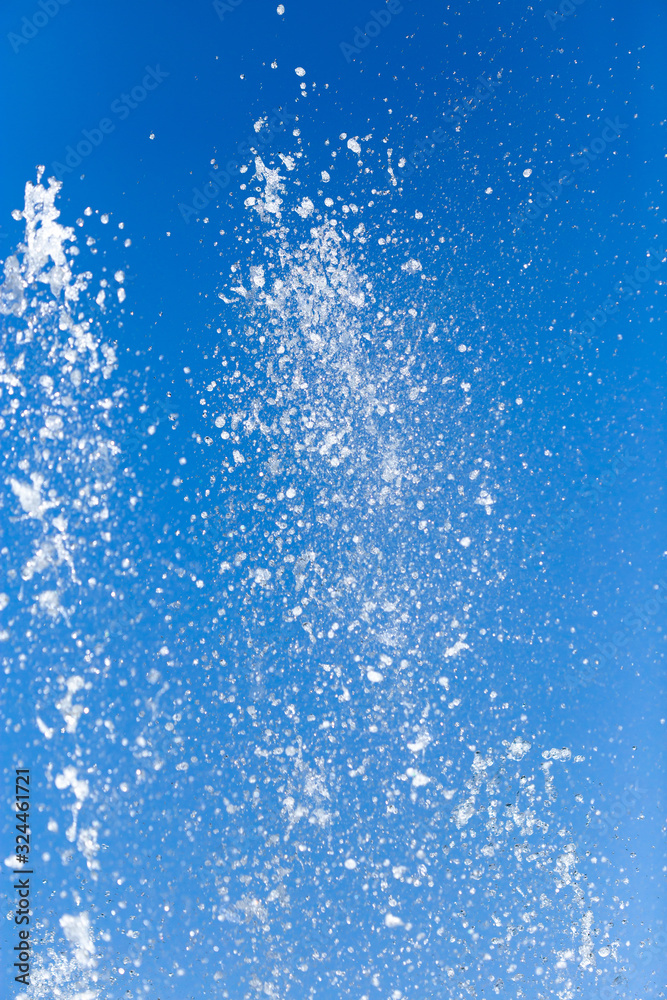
<box><xmin>1</xmin><ymin>0</ymin><xmax>665</xmax><ymax>996</ymax></box>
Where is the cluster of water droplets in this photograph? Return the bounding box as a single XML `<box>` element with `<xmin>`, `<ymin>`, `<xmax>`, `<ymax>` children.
<box><xmin>151</xmin><ymin>155</ymin><xmax>616</xmax><ymax>997</ymax></box>
<box><xmin>0</xmin><ymin>159</ymin><xmax>624</xmax><ymax>998</ymax></box>
<box><xmin>0</xmin><ymin>171</ymin><xmax>118</xmax><ymax>622</ymax></box>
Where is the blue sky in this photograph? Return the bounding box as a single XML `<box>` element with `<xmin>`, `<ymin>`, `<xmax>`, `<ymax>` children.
<box><xmin>0</xmin><ymin>0</ymin><xmax>665</xmax><ymax>997</ymax></box>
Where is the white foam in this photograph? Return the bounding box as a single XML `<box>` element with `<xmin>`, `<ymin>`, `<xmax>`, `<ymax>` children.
<box><xmin>59</xmin><ymin>912</ymin><xmax>96</xmax><ymax>969</ymax></box>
